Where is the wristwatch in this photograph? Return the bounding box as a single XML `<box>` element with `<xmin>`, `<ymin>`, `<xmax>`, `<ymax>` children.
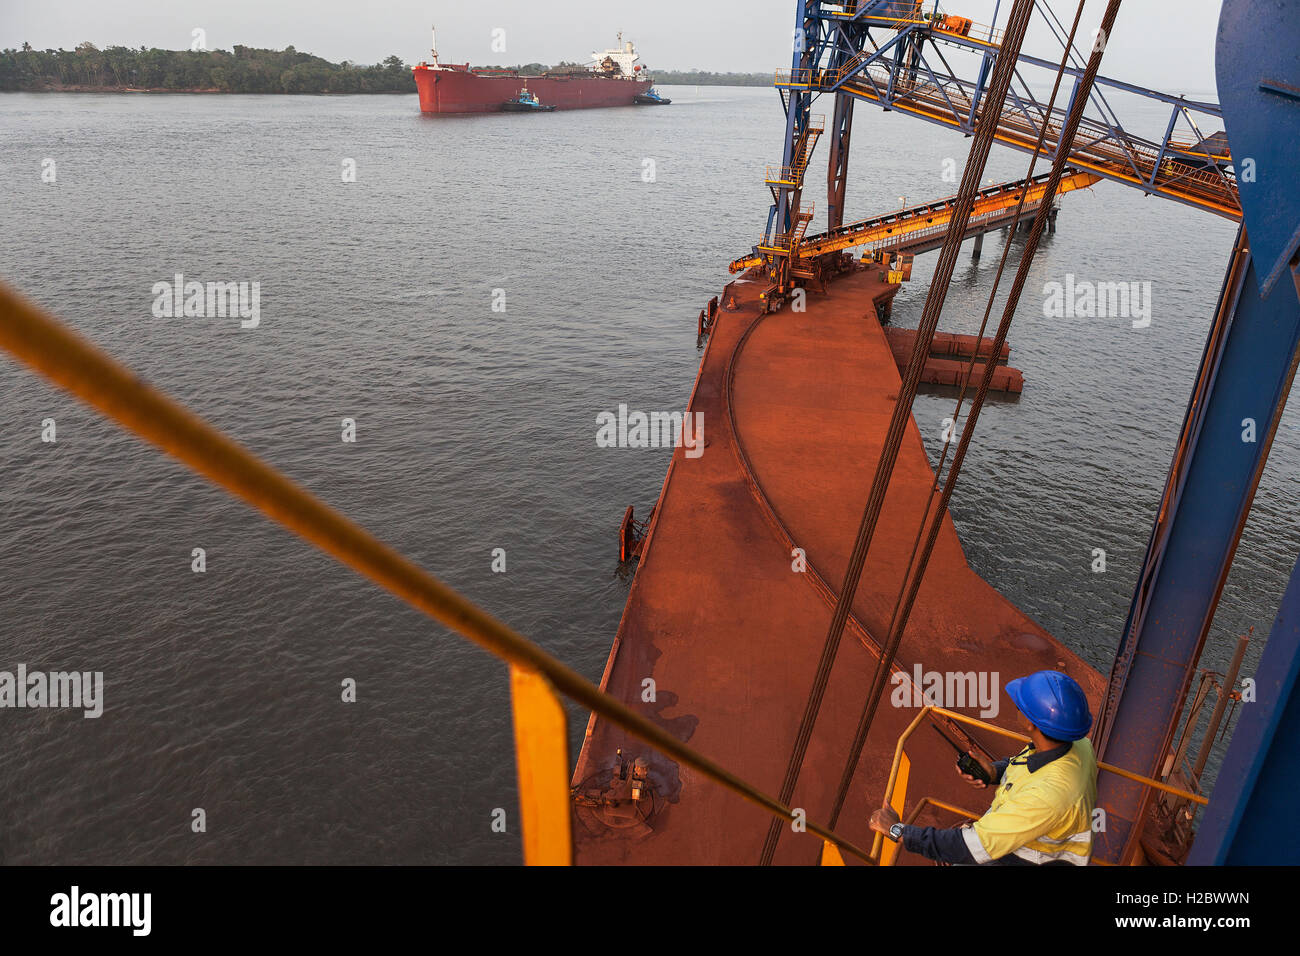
<box><xmin>888</xmin><ymin>822</ymin><xmax>905</xmax><ymax>842</ymax></box>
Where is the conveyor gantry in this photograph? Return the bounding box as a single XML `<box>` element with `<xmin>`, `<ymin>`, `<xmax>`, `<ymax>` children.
<box><xmin>732</xmin><ymin>167</ymin><xmax>1100</xmax><ymax>274</ymax></box>
<box><xmin>754</xmin><ymin>1</ymin><xmax>1241</xmax><ymax>299</ymax></box>
<box><xmin>778</xmin><ymin>6</ymin><xmax>1240</xmax><ymax>221</ymax></box>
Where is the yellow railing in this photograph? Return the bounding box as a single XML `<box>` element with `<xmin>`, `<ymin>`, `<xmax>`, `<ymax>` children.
<box><xmin>876</xmin><ymin>706</ymin><xmax>1210</xmax><ymax>866</ymax></box>
<box><xmin>0</xmin><ymin>281</ymin><xmax>878</xmax><ymax>867</ymax></box>
<box><xmin>1166</xmin><ymin>138</ymin><xmax>1233</xmax><ymax>161</ymax></box>
<box><xmin>766</xmin><ymin>165</ymin><xmax>798</xmax><ymax>186</ymax></box>
<box><xmin>774</xmin><ymin>67</ymin><xmax>823</xmax><ymax>88</ymax></box>
<box><xmin>791</xmin><ymin>203</ymin><xmax>816</xmax><ymax>244</ymax></box>
<box><xmin>761</xmin><ymin>116</ymin><xmax>825</xmax><ymax>189</ymax></box>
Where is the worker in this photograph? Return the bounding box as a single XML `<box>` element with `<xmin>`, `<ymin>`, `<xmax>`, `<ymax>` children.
<box><xmin>868</xmin><ymin>669</ymin><xmax>1098</xmax><ymax>865</ymax></box>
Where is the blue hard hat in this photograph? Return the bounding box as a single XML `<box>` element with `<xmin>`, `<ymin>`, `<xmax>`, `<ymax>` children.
<box><xmin>1005</xmin><ymin>670</ymin><xmax>1092</xmax><ymax>741</ymax></box>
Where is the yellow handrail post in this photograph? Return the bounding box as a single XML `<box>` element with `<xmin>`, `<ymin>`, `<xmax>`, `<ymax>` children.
<box><xmin>820</xmin><ymin>841</ymin><xmax>846</xmax><ymax>866</ymax></box>
<box><xmin>879</xmin><ymin>752</ymin><xmax>910</xmax><ymax>867</ymax></box>
<box><xmin>509</xmin><ymin>665</ymin><xmax>573</xmax><ymax>866</ymax></box>
<box><xmin>872</xmin><ymin>706</ymin><xmax>930</xmax><ymax>861</ymax></box>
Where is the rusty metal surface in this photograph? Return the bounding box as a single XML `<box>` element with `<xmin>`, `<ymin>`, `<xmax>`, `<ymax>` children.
<box><xmin>571</xmin><ymin>267</ymin><xmax>1104</xmax><ymax>865</ymax></box>
<box><xmin>882</xmin><ymin>327</ymin><xmax>1024</xmax><ymax>393</ymax></box>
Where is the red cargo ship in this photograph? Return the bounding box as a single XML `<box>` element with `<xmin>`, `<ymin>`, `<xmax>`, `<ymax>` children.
<box><xmin>414</xmin><ymin>28</ymin><xmax>653</xmax><ymax>113</ymax></box>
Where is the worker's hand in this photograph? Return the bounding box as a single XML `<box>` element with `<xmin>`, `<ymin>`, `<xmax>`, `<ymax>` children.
<box><xmin>868</xmin><ymin>805</ymin><xmax>900</xmax><ymax>835</ymax></box>
<box><xmin>958</xmin><ymin>752</ymin><xmax>996</xmax><ymax>789</ymax></box>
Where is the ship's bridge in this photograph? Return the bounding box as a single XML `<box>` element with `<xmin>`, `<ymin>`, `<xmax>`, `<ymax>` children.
<box><xmin>590</xmin><ymin>32</ymin><xmax>640</xmax><ymax>76</ymax></box>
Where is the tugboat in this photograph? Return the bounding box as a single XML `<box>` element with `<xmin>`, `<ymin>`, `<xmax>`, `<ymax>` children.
<box><xmin>634</xmin><ymin>86</ymin><xmax>672</xmax><ymax>105</ymax></box>
<box><xmin>501</xmin><ymin>83</ymin><xmax>556</xmax><ymax>112</ymax></box>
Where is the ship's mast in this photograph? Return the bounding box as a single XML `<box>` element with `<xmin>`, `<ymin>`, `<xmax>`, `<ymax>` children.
<box><xmin>430</xmin><ymin>25</ymin><xmax>439</xmax><ymax>67</ymax></box>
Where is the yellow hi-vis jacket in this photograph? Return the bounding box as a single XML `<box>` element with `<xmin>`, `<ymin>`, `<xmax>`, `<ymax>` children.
<box><xmin>961</xmin><ymin>737</ymin><xmax>1098</xmax><ymax>865</ymax></box>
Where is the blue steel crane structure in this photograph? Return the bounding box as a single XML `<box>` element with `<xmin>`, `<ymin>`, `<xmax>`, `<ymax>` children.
<box><xmin>759</xmin><ymin>1</ymin><xmax>1238</xmax><ymax>302</ymax></box>
<box><xmin>758</xmin><ymin>0</ymin><xmax>1299</xmax><ymax>865</ymax></box>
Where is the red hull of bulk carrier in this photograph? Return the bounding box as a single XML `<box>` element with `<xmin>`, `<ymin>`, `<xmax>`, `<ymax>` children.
<box><xmin>414</xmin><ymin>65</ymin><xmax>650</xmax><ymax>113</ymax></box>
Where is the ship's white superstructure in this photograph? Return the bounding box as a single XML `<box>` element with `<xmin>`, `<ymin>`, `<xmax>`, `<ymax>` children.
<box><xmin>590</xmin><ymin>32</ymin><xmax>641</xmax><ymax>76</ymax></box>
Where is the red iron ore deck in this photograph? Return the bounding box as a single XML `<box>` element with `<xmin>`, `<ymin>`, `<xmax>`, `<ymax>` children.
<box><xmin>571</xmin><ymin>266</ymin><xmax>1103</xmax><ymax>865</ymax></box>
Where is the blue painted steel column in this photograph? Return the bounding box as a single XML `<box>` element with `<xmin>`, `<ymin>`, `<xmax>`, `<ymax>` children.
<box><xmin>1186</xmin><ymin>0</ymin><xmax>1300</xmax><ymax>865</ymax></box>
<box><xmin>1094</xmin><ymin>242</ymin><xmax>1300</xmax><ymax>864</ymax></box>
<box><xmin>825</xmin><ymin>14</ymin><xmax>869</xmax><ymax>230</ymax></box>
<box><xmin>965</xmin><ymin>0</ymin><xmax>1000</xmax><ymax>127</ymax></box>
<box><xmin>1149</xmin><ymin>104</ymin><xmax>1180</xmax><ymax>190</ymax></box>
<box><xmin>771</xmin><ymin>0</ymin><xmax>815</xmax><ymax>246</ymax></box>
<box><xmin>1189</xmin><ymin>552</ymin><xmax>1300</xmax><ymax>863</ymax></box>
<box><xmin>1093</xmin><ymin>0</ymin><xmax>1300</xmax><ymax>864</ymax></box>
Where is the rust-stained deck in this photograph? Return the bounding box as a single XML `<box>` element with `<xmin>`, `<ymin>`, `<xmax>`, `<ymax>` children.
<box><xmin>572</xmin><ymin>265</ymin><xmax>1103</xmax><ymax>865</ymax></box>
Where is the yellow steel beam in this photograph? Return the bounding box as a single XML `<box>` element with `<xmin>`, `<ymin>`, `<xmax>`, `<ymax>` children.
<box><xmin>510</xmin><ymin>665</ymin><xmax>572</xmax><ymax>866</ymax></box>
<box><xmin>1099</xmin><ymin>760</ymin><xmax>1208</xmax><ymax>806</ymax></box>
<box><xmin>911</xmin><ymin>706</ymin><xmax>1210</xmax><ymax>805</ymax></box>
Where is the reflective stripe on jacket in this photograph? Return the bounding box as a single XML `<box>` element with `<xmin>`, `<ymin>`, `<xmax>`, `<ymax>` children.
<box><xmin>962</xmin><ymin>737</ymin><xmax>1098</xmax><ymax>866</ymax></box>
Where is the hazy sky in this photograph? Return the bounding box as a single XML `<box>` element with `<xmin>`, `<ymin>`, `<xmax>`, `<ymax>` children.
<box><xmin>2</xmin><ymin>1</ymin><xmax>1224</xmax><ymax>94</ymax></box>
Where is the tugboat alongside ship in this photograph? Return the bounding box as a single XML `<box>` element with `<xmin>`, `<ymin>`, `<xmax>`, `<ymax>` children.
<box><xmin>414</xmin><ymin>28</ymin><xmax>659</xmax><ymax>113</ymax></box>
<box><xmin>501</xmin><ymin>83</ymin><xmax>556</xmax><ymax>112</ymax></box>
<box><xmin>634</xmin><ymin>87</ymin><xmax>672</xmax><ymax>105</ymax></box>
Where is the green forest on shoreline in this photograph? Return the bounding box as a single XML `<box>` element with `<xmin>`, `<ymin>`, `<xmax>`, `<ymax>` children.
<box><xmin>0</xmin><ymin>43</ymin><xmax>771</xmax><ymax>93</ymax></box>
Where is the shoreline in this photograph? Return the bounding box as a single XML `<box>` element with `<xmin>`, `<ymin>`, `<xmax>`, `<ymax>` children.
<box><xmin>2</xmin><ymin>80</ymin><xmax>769</xmax><ymax>95</ymax></box>
<box><xmin>1</xmin><ymin>85</ymin><xmax>415</xmax><ymax>95</ymax></box>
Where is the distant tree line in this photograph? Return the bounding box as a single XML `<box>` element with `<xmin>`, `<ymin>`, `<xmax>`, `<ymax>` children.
<box><xmin>0</xmin><ymin>42</ymin><xmax>416</xmax><ymax>93</ymax></box>
<box><xmin>653</xmin><ymin>71</ymin><xmax>771</xmax><ymax>87</ymax></box>
<box><xmin>0</xmin><ymin>43</ymin><xmax>773</xmax><ymax>93</ymax></box>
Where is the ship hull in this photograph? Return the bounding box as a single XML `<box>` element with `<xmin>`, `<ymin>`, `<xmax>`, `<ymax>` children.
<box><xmin>414</xmin><ymin>66</ymin><xmax>650</xmax><ymax>113</ymax></box>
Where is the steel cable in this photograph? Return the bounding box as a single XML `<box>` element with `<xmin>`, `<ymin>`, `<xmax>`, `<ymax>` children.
<box><xmin>758</xmin><ymin>0</ymin><xmax>1041</xmax><ymax>866</ymax></box>
<box><xmin>845</xmin><ymin>2</ymin><xmax>1128</xmax><ymax>862</ymax></box>
<box><xmin>849</xmin><ymin>2</ymin><xmax>1128</xmax><ymax>826</ymax></box>
<box><xmin>825</xmin><ymin>0</ymin><xmax>1092</xmax><ymax>830</ymax></box>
